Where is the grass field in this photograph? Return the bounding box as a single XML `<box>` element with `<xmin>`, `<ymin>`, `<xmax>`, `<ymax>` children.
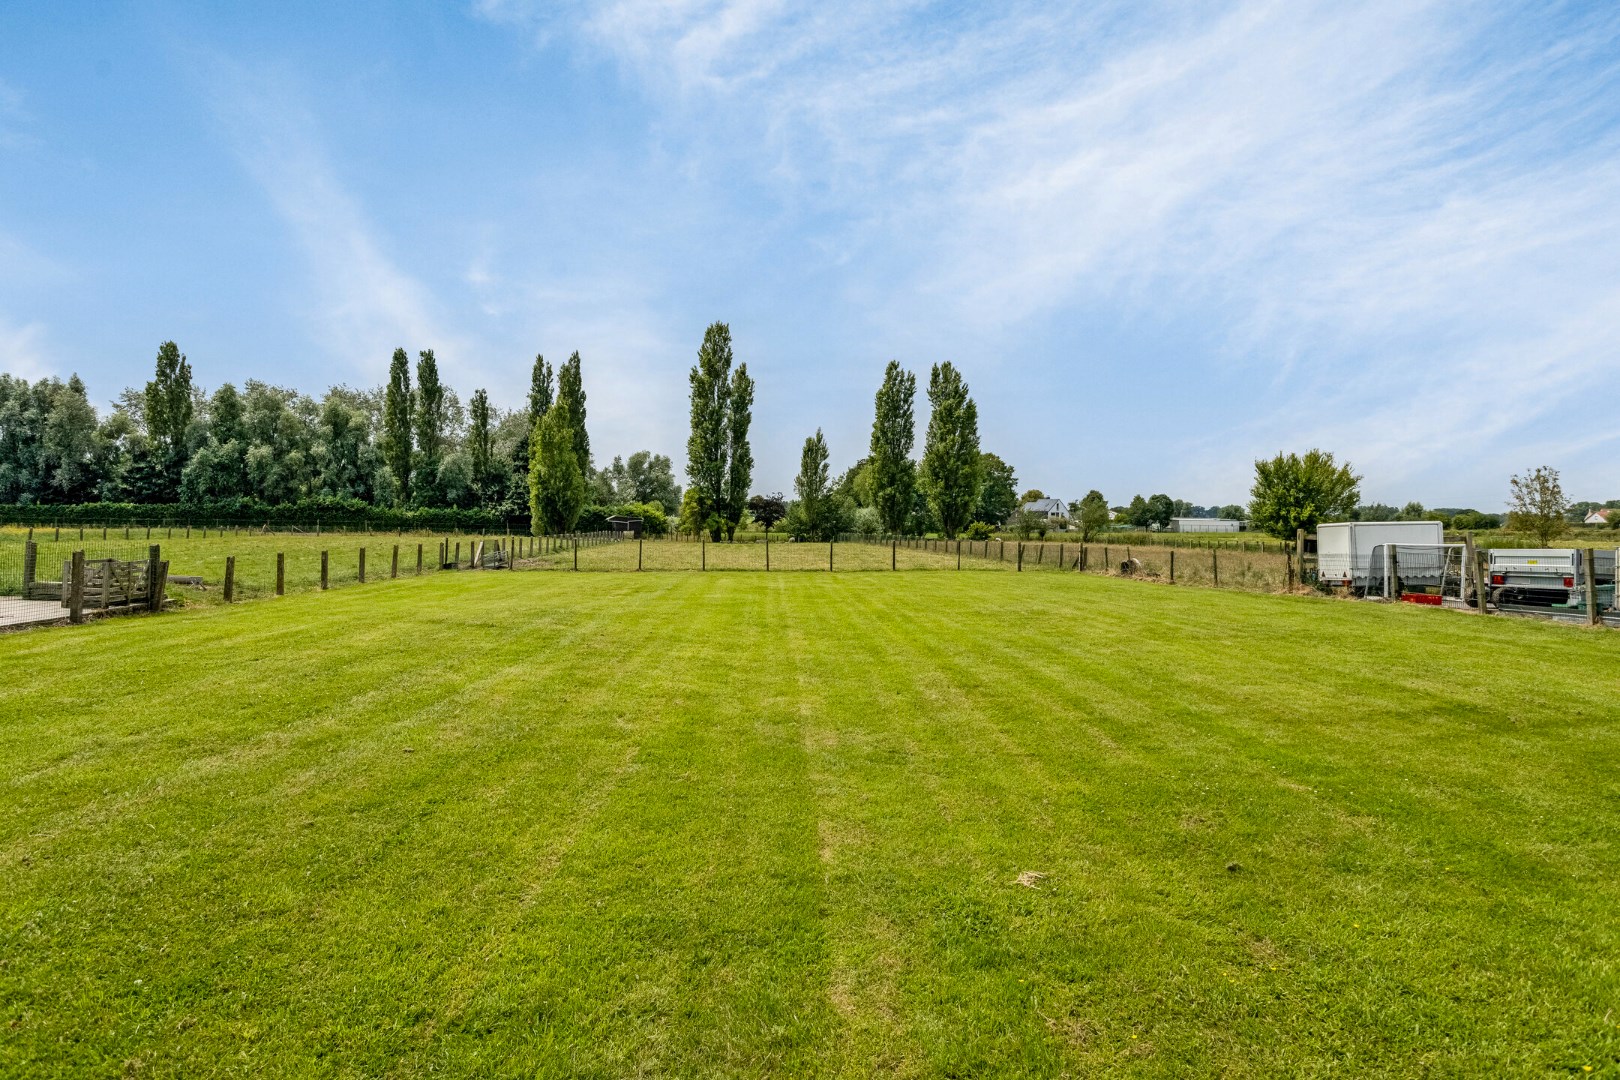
<box><xmin>3</xmin><ymin>572</ymin><xmax>1619</xmax><ymax>1076</ymax></box>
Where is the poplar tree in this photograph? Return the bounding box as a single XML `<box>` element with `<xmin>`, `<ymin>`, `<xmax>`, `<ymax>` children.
<box><xmin>686</xmin><ymin>321</ymin><xmax>754</xmax><ymax>542</ymax></box>
<box><xmin>721</xmin><ymin>363</ymin><xmax>754</xmax><ymax>541</ymax></box>
<box><xmin>556</xmin><ymin>352</ymin><xmax>589</xmax><ymax>476</ymax></box>
<box><xmin>144</xmin><ymin>341</ymin><xmax>193</xmax><ymax>495</ymax></box>
<box><xmin>382</xmin><ymin>347</ymin><xmax>414</xmax><ymax>503</ymax></box>
<box><xmin>868</xmin><ymin>361</ymin><xmax>917</xmax><ymax>536</ymax></box>
<box><xmin>794</xmin><ymin>429</ymin><xmax>831</xmax><ymax>530</ymax></box>
<box><xmin>528</xmin><ymin>354</ymin><xmax>554</xmax><ymax>420</ymax></box>
<box><xmin>469</xmin><ymin>388</ymin><xmax>493</xmax><ymax>501</ymax></box>
<box><xmin>414</xmin><ymin>349</ymin><xmax>447</xmax><ymax>504</ymax></box>
<box><xmin>530</xmin><ymin>396</ymin><xmax>586</xmax><ymax>534</ymax></box>
<box><xmin>919</xmin><ymin>362</ymin><xmax>981</xmax><ymax>538</ymax></box>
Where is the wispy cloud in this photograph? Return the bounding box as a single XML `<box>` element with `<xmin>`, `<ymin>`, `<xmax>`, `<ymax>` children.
<box><xmin>485</xmin><ymin>0</ymin><xmax>1620</xmax><ymax>500</ymax></box>
<box><xmin>203</xmin><ymin>59</ymin><xmax>477</xmax><ymax>387</ymax></box>
<box><xmin>0</xmin><ymin>317</ymin><xmax>52</xmax><ymax>382</ymax></box>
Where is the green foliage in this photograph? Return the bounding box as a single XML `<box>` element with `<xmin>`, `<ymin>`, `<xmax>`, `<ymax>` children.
<box><xmin>528</xmin><ymin>354</ymin><xmax>554</xmax><ymax>420</ymax></box>
<box><xmin>1019</xmin><ymin>489</ymin><xmax>1046</xmax><ymax>503</ymax></box>
<box><xmin>1448</xmin><ymin>509</ymin><xmax>1503</xmax><ymax>531</ymax></box>
<box><xmin>676</xmin><ymin>488</ymin><xmax>718</xmax><ymax>537</ymax></box>
<box><xmin>1011</xmin><ymin>509</ymin><xmax>1047</xmax><ymax>539</ymax></box>
<box><xmin>413</xmin><ymin>350</ymin><xmax>448</xmax><ymax>505</ymax></box>
<box><xmin>468</xmin><ymin>388</ymin><xmax>494</xmax><ymax>501</ymax></box>
<box><xmin>964</xmin><ymin>520</ymin><xmax>996</xmax><ymax>540</ymax></box>
<box><xmin>747</xmin><ymin>492</ymin><xmax>787</xmax><ymax>532</ymax></box>
<box><xmin>974</xmin><ymin>452</ymin><xmax>1018</xmax><ymax>526</ymax></box>
<box><xmin>0</xmin><ymin>496</ymin><xmax>508</xmax><ymax>530</ymax></box>
<box><xmin>43</xmin><ymin>375</ymin><xmax>100</xmax><ymax>501</ymax></box>
<box><xmin>722</xmin><ymin>363</ymin><xmax>754</xmax><ymax>540</ymax></box>
<box><xmin>557</xmin><ymin>352</ymin><xmax>589</xmax><ymax>475</ymax></box>
<box><xmin>1248</xmin><ymin>449</ymin><xmax>1361</xmax><ymax>539</ymax></box>
<box><xmin>868</xmin><ymin>361</ymin><xmax>917</xmax><ymax>535</ymax></box>
<box><xmin>1073</xmin><ymin>489</ymin><xmax>1110</xmax><ymax>541</ymax></box>
<box><xmin>382</xmin><ymin>348</ymin><xmax>414</xmax><ymax>504</ymax></box>
<box><xmin>1506</xmin><ymin>465</ymin><xmax>1570</xmax><ymax>546</ymax></box>
<box><xmin>686</xmin><ymin>322</ymin><xmax>752</xmax><ymax>541</ymax></box>
<box><xmin>529</xmin><ymin>397</ymin><xmax>587</xmax><ymax>535</ymax></box>
<box><xmin>787</xmin><ymin>429</ymin><xmax>852</xmax><ymax>540</ymax></box>
<box><xmin>143</xmin><ymin>340</ymin><xmax>193</xmax><ymax>465</ymax></box>
<box><xmin>1145</xmin><ymin>493</ymin><xmax>1174</xmax><ymax>530</ymax></box>
<box><xmin>919</xmin><ymin>363</ymin><xmax>981</xmax><ymax>538</ymax></box>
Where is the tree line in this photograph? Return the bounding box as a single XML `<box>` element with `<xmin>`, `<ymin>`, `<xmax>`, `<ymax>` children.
<box><xmin>0</xmin><ymin>342</ymin><xmax>681</xmax><ymax>530</ymax></box>
<box><xmin>5</xmin><ymin>330</ymin><xmax>1611</xmax><ymax>543</ymax></box>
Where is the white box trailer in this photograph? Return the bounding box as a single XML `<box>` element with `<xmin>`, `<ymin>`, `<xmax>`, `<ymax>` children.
<box><xmin>1316</xmin><ymin>521</ymin><xmax>1445</xmax><ymax>593</ymax></box>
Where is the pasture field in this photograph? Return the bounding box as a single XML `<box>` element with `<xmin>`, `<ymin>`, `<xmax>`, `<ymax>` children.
<box><xmin>2</xmin><ymin>572</ymin><xmax>1618</xmax><ymax>1076</ymax></box>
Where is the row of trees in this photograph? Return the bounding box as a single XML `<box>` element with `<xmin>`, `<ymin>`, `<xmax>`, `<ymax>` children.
<box><xmin>0</xmin><ymin>342</ymin><xmax>682</xmax><ymax>526</ymax></box>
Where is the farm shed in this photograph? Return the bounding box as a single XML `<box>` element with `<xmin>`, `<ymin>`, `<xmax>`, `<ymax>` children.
<box><xmin>607</xmin><ymin>515</ymin><xmax>644</xmax><ymax>539</ymax></box>
<box><xmin>1168</xmin><ymin>518</ymin><xmax>1243</xmax><ymax>533</ymax></box>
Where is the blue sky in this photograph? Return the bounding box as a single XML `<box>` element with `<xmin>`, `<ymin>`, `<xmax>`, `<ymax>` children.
<box><xmin>3</xmin><ymin>1</ymin><xmax>1619</xmax><ymax>507</ymax></box>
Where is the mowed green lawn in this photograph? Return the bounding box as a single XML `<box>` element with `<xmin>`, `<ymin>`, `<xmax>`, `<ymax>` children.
<box><xmin>2</xmin><ymin>573</ymin><xmax>1617</xmax><ymax>1077</ymax></box>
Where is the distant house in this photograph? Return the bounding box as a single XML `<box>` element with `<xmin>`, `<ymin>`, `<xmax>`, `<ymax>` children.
<box><xmin>1021</xmin><ymin>498</ymin><xmax>1068</xmax><ymax>524</ymax></box>
<box><xmin>1168</xmin><ymin>517</ymin><xmax>1243</xmax><ymax>533</ymax></box>
<box><xmin>1585</xmin><ymin>508</ymin><xmax>1614</xmax><ymax>526</ymax></box>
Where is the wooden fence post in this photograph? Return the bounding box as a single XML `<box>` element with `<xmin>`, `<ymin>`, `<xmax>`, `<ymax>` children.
<box><xmin>702</xmin><ymin>536</ymin><xmax>706</xmax><ymax>571</ymax></box>
<box><xmin>1475</xmin><ymin>548</ymin><xmax>1491</xmax><ymax>614</ymax></box>
<box><xmin>1212</xmin><ymin>548</ymin><xmax>1219</xmax><ymax>587</ymax></box>
<box><xmin>23</xmin><ymin>540</ymin><xmax>36</xmax><ymax>595</ymax></box>
<box><xmin>1295</xmin><ymin>528</ymin><xmax>1306</xmax><ymax>582</ymax></box>
<box><xmin>892</xmin><ymin>539</ymin><xmax>897</xmax><ymax>570</ymax></box>
<box><xmin>1585</xmin><ymin>546</ymin><xmax>1601</xmax><ymax>627</ymax></box>
<box><xmin>392</xmin><ymin>545</ymin><xmax>399</xmax><ymax>579</ymax></box>
<box><xmin>359</xmin><ymin>547</ymin><xmax>367</xmax><ymax>584</ymax></box>
<box><xmin>1389</xmin><ymin>545</ymin><xmax>1401</xmax><ymax>600</ymax></box>
<box><xmin>957</xmin><ymin>539</ymin><xmax>962</xmax><ymax>570</ymax></box>
<box><xmin>829</xmin><ymin>539</ymin><xmax>834</xmax><ymax>572</ymax></box>
<box><xmin>418</xmin><ymin>544</ymin><xmax>424</xmax><ymax>574</ymax></box>
<box><xmin>1462</xmin><ymin>534</ymin><xmax>1479</xmax><ymax>612</ymax></box>
<box><xmin>1169</xmin><ymin>548</ymin><xmax>1175</xmax><ymax>583</ymax></box>
<box><xmin>1016</xmin><ymin>543</ymin><xmax>1023</xmax><ymax>572</ymax></box>
<box><xmin>638</xmin><ymin>538</ymin><xmax>643</xmax><ymax>571</ymax></box>
<box><xmin>276</xmin><ymin>553</ymin><xmax>285</xmax><ymax>596</ymax></box>
<box><xmin>69</xmin><ymin>550</ymin><xmax>84</xmax><ymax>624</ymax></box>
<box><xmin>224</xmin><ymin>556</ymin><xmax>236</xmax><ymax>603</ymax></box>
<box><xmin>147</xmin><ymin>545</ymin><xmax>160</xmax><ymax>610</ymax></box>
<box><xmin>321</xmin><ymin>550</ymin><xmax>329</xmax><ymax>590</ymax></box>
<box><xmin>573</xmin><ymin>535</ymin><xmax>579</xmax><ymax>571</ymax></box>
<box><xmin>1286</xmin><ymin>549</ymin><xmax>1294</xmax><ymax>591</ymax></box>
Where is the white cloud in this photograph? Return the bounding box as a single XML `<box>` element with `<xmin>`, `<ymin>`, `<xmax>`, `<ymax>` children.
<box><xmin>498</xmin><ymin>0</ymin><xmax>1620</xmax><ymax>501</ymax></box>
<box><xmin>0</xmin><ymin>317</ymin><xmax>52</xmax><ymax>382</ymax></box>
<box><xmin>204</xmin><ymin>60</ymin><xmax>481</xmax><ymax>388</ymax></box>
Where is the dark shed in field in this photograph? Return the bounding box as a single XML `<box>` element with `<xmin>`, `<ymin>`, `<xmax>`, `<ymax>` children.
<box><xmin>607</xmin><ymin>515</ymin><xmax>644</xmax><ymax>539</ymax></box>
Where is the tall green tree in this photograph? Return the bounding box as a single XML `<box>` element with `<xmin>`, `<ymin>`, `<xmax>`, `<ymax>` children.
<box><xmin>557</xmin><ymin>352</ymin><xmax>589</xmax><ymax>476</ymax></box>
<box><xmin>1247</xmin><ymin>449</ymin><xmax>1360</xmax><ymax>538</ymax></box>
<box><xmin>144</xmin><ymin>341</ymin><xmax>193</xmax><ymax>454</ymax></box>
<box><xmin>721</xmin><ymin>362</ymin><xmax>754</xmax><ymax>541</ymax></box>
<box><xmin>469</xmin><ymin>388</ymin><xmax>493</xmax><ymax>502</ymax></box>
<box><xmin>528</xmin><ymin>354</ymin><xmax>554</xmax><ymax>420</ymax></box>
<box><xmin>686</xmin><ymin>322</ymin><xmax>736</xmax><ymax>541</ymax></box>
<box><xmin>868</xmin><ymin>361</ymin><xmax>917</xmax><ymax>535</ymax></box>
<box><xmin>529</xmin><ymin>396</ymin><xmax>586</xmax><ymax>535</ymax></box>
<box><xmin>413</xmin><ymin>349</ymin><xmax>447</xmax><ymax>505</ymax></box>
<box><xmin>44</xmin><ymin>375</ymin><xmax>100</xmax><ymax>500</ymax></box>
<box><xmin>974</xmin><ymin>452</ymin><xmax>1018</xmax><ymax>525</ymax></box>
<box><xmin>919</xmin><ymin>362</ymin><xmax>981</xmax><ymax>538</ymax></box>
<box><xmin>382</xmin><ymin>348</ymin><xmax>414</xmax><ymax>503</ymax></box>
<box><xmin>790</xmin><ymin>429</ymin><xmax>833</xmax><ymax>540</ymax></box>
<box><xmin>1506</xmin><ymin>465</ymin><xmax>1570</xmax><ymax>545</ymax></box>
<box><xmin>1072</xmin><ymin>489</ymin><xmax>1110</xmax><ymax>541</ymax></box>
